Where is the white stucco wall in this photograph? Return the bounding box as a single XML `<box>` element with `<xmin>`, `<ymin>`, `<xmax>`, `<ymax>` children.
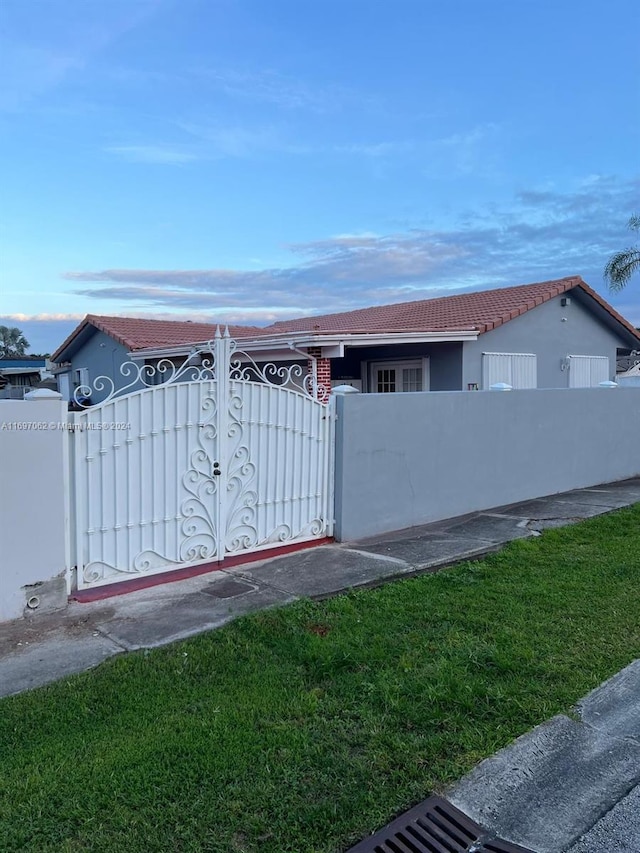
<box><xmin>0</xmin><ymin>398</ymin><xmax>70</xmax><ymax>622</ymax></box>
<box><xmin>335</xmin><ymin>386</ymin><xmax>640</xmax><ymax>540</ymax></box>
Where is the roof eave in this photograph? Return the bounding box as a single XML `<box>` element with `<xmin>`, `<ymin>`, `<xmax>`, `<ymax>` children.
<box><xmin>129</xmin><ymin>329</ymin><xmax>480</xmax><ymax>360</ymax></box>
<box><xmin>51</xmin><ymin>318</ymin><xmax>98</xmax><ymax>363</ymax></box>
<box><xmin>573</xmin><ymin>281</ymin><xmax>640</xmax><ymax>346</ymax></box>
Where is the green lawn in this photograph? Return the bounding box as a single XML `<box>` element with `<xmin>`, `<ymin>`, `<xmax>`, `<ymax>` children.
<box><xmin>2</xmin><ymin>507</ymin><xmax>640</xmax><ymax>853</ymax></box>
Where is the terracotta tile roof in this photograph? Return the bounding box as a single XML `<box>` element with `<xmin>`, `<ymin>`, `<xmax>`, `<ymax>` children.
<box><xmin>52</xmin><ymin>315</ymin><xmax>263</xmax><ymax>361</ymax></box>
<box><xmin>265</xmin><ymin>275</ymin><xmax>640</xmax><ymax>341</ymax></box>
<box><xmin>51</xmin><ymin>275</ymin><xmax>640</xmax><ymax>363</ymax></box>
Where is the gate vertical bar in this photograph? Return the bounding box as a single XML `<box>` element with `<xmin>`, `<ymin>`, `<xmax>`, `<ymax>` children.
<box><xmin>62</xmin><ymin>412</ymin><xmax>72</xmax><ymax>594</ymax></box>
<box><xmin>71</xmin><ymin>409</ymin><xmax>87</xmax><ymax>585</ymax></box>
<box><xmin>324</xmin><ymin>393</ymin><xmax>336</xmax><ymax>536</ymax></box>
<box><xmin>215</xmin><ymin>327</ymin><xmax>229</xmax><ymax>558</ymax></box>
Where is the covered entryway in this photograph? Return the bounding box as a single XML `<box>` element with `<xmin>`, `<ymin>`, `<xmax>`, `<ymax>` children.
<box><xmin>68</xmin><ymin>332</ymin><xmax>334</xmax><ymax>590</ymax></box>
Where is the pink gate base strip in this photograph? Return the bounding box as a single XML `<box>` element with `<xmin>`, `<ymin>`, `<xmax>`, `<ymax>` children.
<box><xmin>70</xmin><ymin>537</ymin><xmax>333</xmax><ymax>603</ymax></box>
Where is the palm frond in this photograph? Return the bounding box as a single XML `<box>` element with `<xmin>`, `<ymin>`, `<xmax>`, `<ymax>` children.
<box><xmin>604</xmin><ymin>215</ymin><xmax>640</xmax><ymax>292</ymax></box>
<box><xmin>605</xmin><ymin>248</ymin><xmax>640</xmax><ymax>292</ymax></box>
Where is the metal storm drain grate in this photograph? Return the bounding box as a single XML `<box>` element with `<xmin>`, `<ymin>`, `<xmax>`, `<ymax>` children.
<box><xmin>346</xmin><ymin>795</ymin><xmax>534</xmax><ymax>853</ymax></box>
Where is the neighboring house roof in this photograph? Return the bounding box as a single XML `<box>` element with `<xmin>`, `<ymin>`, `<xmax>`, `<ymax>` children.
<box><xmin>265</xmin><ymin>276</ymin><xmax>640</xmax><ymax>341</ymax></box>
<box><xmin>0</xmin><ymin>367</ymin><xmax>42</xmax><ymax>375</ymax></box>
<box><xmin>0</xmin><ymin>357</ymin><xmax>46</xmax><ymax>368</ymax></box>
<box><xmin>0</xmin><ymin>367</ymin><xmax>42</xmax><ymax>390</ymax></box>
<box><xmin>0</xmin><ymin>359</ymin><xmax>45</xmax><ymax>388</ymax></box>
<box><xmin>51</xmin><ymin>315</ymin><xmax>263</xmax><ymax>363</ymax></box>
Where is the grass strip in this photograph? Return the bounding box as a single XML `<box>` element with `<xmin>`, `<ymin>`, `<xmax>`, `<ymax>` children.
<box><xmin>1</xmin><ymin>506</ymin><xmax>639</xmax><ymax>852</ymax></box>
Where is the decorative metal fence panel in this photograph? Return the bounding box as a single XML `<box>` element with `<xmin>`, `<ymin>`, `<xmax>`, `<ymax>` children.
<box><xmin>68</xmin><ymin>332</ymin><xmax>334</xmax><ymax>590</ymax></box>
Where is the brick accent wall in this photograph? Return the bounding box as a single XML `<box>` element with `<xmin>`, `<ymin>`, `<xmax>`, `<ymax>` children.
<box><xmin>307</xmin><ymin>347</ymin><xmax>331</xmax><ymax>402</ymax></box>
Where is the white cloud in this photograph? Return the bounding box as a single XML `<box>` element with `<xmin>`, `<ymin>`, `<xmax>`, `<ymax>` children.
<box><xmin>334</xmin><ymin>142</ymin><xmax>412</xmax><ymax>158</ymax></box>
<box><xmin>63</xmin><ymin>176</ymin><xmax>640</xmax><ymax>320</ymax></box>
<box><xmin>0</xmin><ymin>1</ymin><xmax>163</xmax><ymax>113</ymax></box>
<box><xmin>0</xmin><ymin>313</ymin><xmax>86</xmax><ymax>322</ymax></box>
<box><xmin>105</xmin><ymin>144</ymin><xmax>197</xmax><ymax>164</ymax></box>
<box><xmin>0</xmin><ymin>45</ymin><xmax>83</xmax><ymax>111</ymax></box>
<box><xmin>175</xmin><ymin>121</ymin><xmax>313</xmax><ymax>158</ymax></box>
<box><xmin>194</xmin><ymin>67</ymin><xmax>367</xmax><ymax>114</ymax></box>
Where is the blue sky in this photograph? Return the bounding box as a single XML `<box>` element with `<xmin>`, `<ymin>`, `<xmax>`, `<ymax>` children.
<box><xmin>1</xmin><ymin>0</ymin><xmax>638</xmax><ymax>354</ymax></box>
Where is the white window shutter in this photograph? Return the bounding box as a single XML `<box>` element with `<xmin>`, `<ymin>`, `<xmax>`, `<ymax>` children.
<box><xmin>590</xmin><ymin>356</ymin><xmax>610</xmax><ymax>385</ymax></box>
<box><xmin>511</xmin><ymin>353</ymin><xmax>537</xmax><ymax>388</ymax></box>
<box><xmin>568</xmin><ymin>355</ymin><xmax>609</xmax><ymax>387</ymax></box>
<box><xmin>482</xmin><ymin>353</ymin><xmax>537</xmax><ymax>389</ymax></box>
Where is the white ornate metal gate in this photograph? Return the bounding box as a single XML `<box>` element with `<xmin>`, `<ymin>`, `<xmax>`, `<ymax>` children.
<box><xmin>68</xmin><ymin>331</ymin><xmax>334</xmax><ymax>590</ymax></box>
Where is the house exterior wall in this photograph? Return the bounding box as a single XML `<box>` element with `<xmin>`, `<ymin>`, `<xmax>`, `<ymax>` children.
<box><xmin>334</xmin><ymin>386</ymin><xmax>640</xmax><ymax>541</ymax></box>
<box><xmin>0</xmin><ymin>398</ymin><xmax>69</xmax><ymax>621</ymax></box>
<box><xmin>429</xmin><ymin>343</ymin><xmax>464</xmax><ymax>391</ymax></box>
<box><xmin>331</xmin><ymin>342</ymin><xmax>463</xmax><ymax>391</ymax></box>
<box><xmin>62</xmin><ymin>330</ymin><xmax>134</xmax><ymax>403</ymax></box>
<box><xmin>461</xmin><ymin>293</ymin><xmax>623</xmax><ymax>389</ymax></box>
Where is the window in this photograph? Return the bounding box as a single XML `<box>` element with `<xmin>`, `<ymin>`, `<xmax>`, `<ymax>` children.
<box><xmin>567</xmin><ymin>355</ymin><xmax>609</xmax><ymax>388</ymax></box>
<box><xmin>369</xmin><ymin>360</ymin><xmax>429</xmax><ymax>393</ymax></box>
<box><xmin>402</xmin><ymin>367</ymin><xmax>422</xmax><ymax>392</ymax></box>
<box><xmin>12</xmin><ymin>375</ymin><xmax>33</xmax><ymax>387</ymax></box>
<box><xmin>482</xmin><ymin>352</ymin><xmax>537</xmax><ymax>389</ymax></box>
<box><xmin>377</xmin><ymin>368</ymin><xmax>397</xmax><ymax>393</ymax></box>
<box><xmin>74</xmin><ymin>367</ymin><xmax>89</xmax><ymax>387</ymax></box>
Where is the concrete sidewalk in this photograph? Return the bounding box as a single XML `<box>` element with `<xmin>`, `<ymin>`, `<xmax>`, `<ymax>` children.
<box><xmin>449</xmin><ymin>661</ymin><xmax>640</xmax><ymax>853</ymax></box>
<box><xmin>1</xmin><ymin>476</ymin><xmax>640</xmax><ymax>852</ymax></box>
